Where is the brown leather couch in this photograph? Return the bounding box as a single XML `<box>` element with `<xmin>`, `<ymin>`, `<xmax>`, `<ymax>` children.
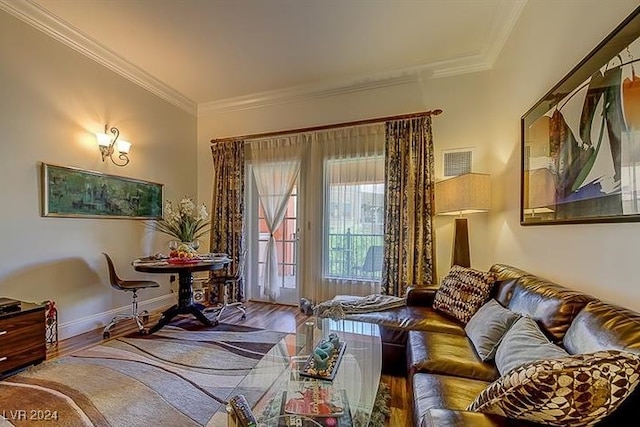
<box><xmin>343</xmin><ymin>264</ymin><xmax>640</xmax><ymax>426</ymax></box>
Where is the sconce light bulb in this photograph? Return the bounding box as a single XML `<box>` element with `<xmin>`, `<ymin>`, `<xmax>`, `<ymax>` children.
<box><xmin>117</xmin><ymin>140</ymin><xmax>132</xmax><ymax>154</ymax></box>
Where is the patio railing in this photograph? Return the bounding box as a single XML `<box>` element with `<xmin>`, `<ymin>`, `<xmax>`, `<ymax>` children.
<box><xmin>327</xmin><ymin>230</ymin><xmax>384</xmax><ymax>280</ymax></box>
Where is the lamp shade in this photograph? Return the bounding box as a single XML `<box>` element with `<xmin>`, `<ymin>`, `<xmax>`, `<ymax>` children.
<box><xmin>96</xmin><ymin>132</ymin><xmax>112</xmax><ymax>147</ymax></box>
<box><xmin>435</xmin><ymin>173</ymin><xmax>491</xmax><ymax>215</ymax></box>
<box><xmin>116</xmin><ymin>139</ymin><xmax>132</xmax><ymax>154</ymax></box>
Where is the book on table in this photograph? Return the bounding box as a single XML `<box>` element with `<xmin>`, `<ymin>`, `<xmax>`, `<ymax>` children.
<box><xmin>277</xmin><ymin>382</ymin><xmax>352</xmax><ymax>427</ymax></box>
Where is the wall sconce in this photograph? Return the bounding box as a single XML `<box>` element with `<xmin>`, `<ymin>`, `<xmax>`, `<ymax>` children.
<box><xmin>96</xmin><ymin>125</ymin><xmax>131</xmax><ymax>167</ymax></box>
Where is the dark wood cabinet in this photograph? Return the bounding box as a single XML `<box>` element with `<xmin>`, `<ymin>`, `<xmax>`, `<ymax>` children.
<box><xmin>0</xmin><ymin>302</ymin><xmax>46</xmax><ymax>376</ymax></box>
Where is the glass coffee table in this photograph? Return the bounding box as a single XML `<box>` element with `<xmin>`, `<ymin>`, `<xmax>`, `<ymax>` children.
<box><xmin>229</xmin><ymin>317</ymin><xmax>382</xmax><ymax>427</ymax></box>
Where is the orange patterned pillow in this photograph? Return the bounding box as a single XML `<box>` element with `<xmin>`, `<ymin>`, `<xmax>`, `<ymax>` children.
<box><xmin>433</xmin><ymin>265</ymin><xmax>497</xmax><ymax>324</ymax></box>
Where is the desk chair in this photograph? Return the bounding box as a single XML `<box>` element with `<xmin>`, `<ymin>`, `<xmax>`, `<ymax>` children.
<box><xmin>102</xmin><ymin>253</ymin><xmax>160</xmax><ymax>339</ymax></box>
<box><xmin>205</xmin><ymin>251</ymin><xmax>247</xmax><ymax>321</ymax></box>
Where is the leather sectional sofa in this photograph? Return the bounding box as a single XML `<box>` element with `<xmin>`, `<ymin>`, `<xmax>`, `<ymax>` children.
<box><xmin>343</xmin><ymin>264</ymin><xmax>640</xmax><ymax>426</ymax></box>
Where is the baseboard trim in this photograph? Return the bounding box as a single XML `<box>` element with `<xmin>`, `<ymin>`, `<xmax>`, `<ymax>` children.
<box><xmin>58</xmin><ymin>294</ymin><xmax>176</xmax><ymax>340</ymax></box>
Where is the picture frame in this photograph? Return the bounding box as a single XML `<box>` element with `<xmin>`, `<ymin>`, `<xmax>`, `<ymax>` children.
<box><xmin>521</xmin><ymin>6</ymin><xmax>640</xmax><ymax>225</ymax></box>
<box><xmin>41</xmin><ymin>163</ymin><xmax>163</xmax><ymax>219</ymax></box>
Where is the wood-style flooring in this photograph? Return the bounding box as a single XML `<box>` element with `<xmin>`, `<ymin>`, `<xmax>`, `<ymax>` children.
<box><xmin>47</xmin><ymin>301</ymin><xmax>411</xmax><ymax>427</ymax></box>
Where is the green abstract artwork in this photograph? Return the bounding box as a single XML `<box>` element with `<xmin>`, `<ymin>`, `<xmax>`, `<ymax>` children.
<box><xmin>42</xmin><ymin>163</ymin><xmax>163</xmax><ymax>219</ymax></box>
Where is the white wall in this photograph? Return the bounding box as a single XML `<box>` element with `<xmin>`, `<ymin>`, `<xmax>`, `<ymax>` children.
<box><xmin>486</xmin><ymin>0</ymin><xmax>640</xmax><ymax>311</ymax></box>
<box><xmin>198</xmin><ymin>0</ymin><xmax>640</xmax><ymax>312</ymax></box>
<box><xmin>0</xmin><ymin>11</ymin><xmax>197</xmax><ymax>339</ymax></box>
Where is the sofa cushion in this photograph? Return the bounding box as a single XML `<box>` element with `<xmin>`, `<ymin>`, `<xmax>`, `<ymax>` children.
<box><xmin>422</xmin><ymin>408</ymin><xmax>540</xmax><ymax>427</ymax></box>
<box><xmin>408</xmin><ymin>331</ymin><xmax>499</xmax><ymax>382</ymax></box>
<box><xmin>563</xmin><ymin>300</ymin><xmax>640</xmax><ymax>355</ymax></box>
<box><xmin>413</xmin><ymin>373</ymin><xmax>491</xmax><ymax>427</ymax></box>
<box><xmin>495</xmin><ymin>316</ymin><xmax>568</xmax><ymax>375</ymax></box>
<box><xmin>468</xmin><ymin>350</ymin><xmax>640</xmax><ymax>427</ymax></box>
<box><xmin>433</xmin><ymin>265</ymin><xmax>497</xmax><ymax>324</ymax></box>
<box><xmin>465</xmin><ymin>299</ymin><xmax>521</xmax><ymax>361</ymax></box>
<box><xmin>489</xmin><ymin>264</ymin><xmax>532</xmax><ymax>282</ymax></box>
<box><xmin>504</xmin><ymin>274</ymin><xmax>594</xmax><ymax>342</ymax></box>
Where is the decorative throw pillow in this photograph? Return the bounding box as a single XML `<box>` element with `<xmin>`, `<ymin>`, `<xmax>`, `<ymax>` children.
<box><xmin>433</xmin><ymin>265</ymin><xmax>497</xmax><ymax>324</ymax></box>
<box><xmin>467</xmin><ymin>350</ymin><xmax>640</xmax><ymax>427</ymax></box>
<box><xmin>495</xmin><ymin>315</ymin><xmax>569</xmax><ymax>375</ymax></box>
<box><xmin>465</xmin><ymin>299</ymin><xmax>521</xmax><ymax>361</ymax></box>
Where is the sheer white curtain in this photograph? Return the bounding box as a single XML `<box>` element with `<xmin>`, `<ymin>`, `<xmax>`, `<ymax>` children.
<box><xmin>249</xmin><ymin>136</ymin><xmax>306</xmax><ymax>300</ymax></box>
<box><xmin>307</xmin><ymin>124</ymin><xmax>386</xmax><ymax>303</ymax></box>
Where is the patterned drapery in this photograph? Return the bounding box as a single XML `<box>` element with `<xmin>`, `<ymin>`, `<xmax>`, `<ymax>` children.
<box><xmin>382</xmin><ymin>116</ymin><xmax>435</xmax><ymax>296</ymax></box>
<box><xmin>210</xmin><ymin>139</ymin><xmax>245</xmax><ymax>302</ymax></box>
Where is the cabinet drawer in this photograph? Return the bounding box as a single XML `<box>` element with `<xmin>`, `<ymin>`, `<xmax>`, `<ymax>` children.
<box><xmin>0</xmin><ymin>309</ymin><xmax>46</xmax><ymax>374</ymax></box>
<box><xmin>0</xmin><ymin>345</ymin><xmax>46</xmax><ymax>373</ymax></box>
<box><xmin>0</xmin><ymin>310</ymin><xmax>45</xmax><ymax>332</ymax></box>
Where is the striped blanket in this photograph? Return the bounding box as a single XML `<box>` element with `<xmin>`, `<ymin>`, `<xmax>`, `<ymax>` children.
<box><xmin>314</xmin><ymin>294</ymin><xmax>406</xmax><ymax>320</ymax></box>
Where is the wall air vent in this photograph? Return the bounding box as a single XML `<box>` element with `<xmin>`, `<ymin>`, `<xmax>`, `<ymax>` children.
<box><xmin>443</xmin><ymin>149</ymin><xmax>472</xmax><ymax>177</ymax></box>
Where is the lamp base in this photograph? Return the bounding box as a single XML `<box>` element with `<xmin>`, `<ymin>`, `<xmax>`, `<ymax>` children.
<box><xmin>452</xmin><ymin>217</ymin><xmax>470</xmax><ymax>268</ymax></box>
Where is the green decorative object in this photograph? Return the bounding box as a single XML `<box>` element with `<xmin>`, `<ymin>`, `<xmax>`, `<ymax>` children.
<box><xmin>41</xmin><ymin>163</ymin><xmax>163</xmax><ymax>219</ymax></box>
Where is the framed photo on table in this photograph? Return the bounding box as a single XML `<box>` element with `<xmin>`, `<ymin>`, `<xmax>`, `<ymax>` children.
<box><xmin>521</xmin><ymin>7</ymin><xmax>640</xmax><ymax>225</ymax></box>
<box><xmin>41</xmin><ymin>163</ymin><xmax>163</xmax><ymax>219</ymax></box>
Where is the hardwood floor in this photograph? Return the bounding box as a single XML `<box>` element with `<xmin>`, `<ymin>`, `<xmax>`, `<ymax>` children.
<box><xmin>47</xmin><ymin>301</ymin><xmax>411</xmax><ymax>426</ymax></box>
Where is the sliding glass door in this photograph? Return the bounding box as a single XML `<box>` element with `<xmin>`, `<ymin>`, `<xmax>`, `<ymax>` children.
<box><xmin>246</xmin><ymin>125</ymin><xmax>385</xmax><ymax>305</ymax></box>
<box><xmin>248</xmin><ymin>180</ymin><xmax>299</xmax><ymax>305</ymax></box>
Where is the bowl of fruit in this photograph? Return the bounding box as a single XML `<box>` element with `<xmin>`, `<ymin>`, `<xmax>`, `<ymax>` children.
<box><xmin>168</xmin><ymin>243</ymin><xmax>201</xmax><ymax>264</ymax></box>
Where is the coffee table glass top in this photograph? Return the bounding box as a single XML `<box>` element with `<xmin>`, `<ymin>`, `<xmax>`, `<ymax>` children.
<box><xmin>234</xmin><ymin>317</ymin><xmax>382</xmax><ymax>426</ymax></box>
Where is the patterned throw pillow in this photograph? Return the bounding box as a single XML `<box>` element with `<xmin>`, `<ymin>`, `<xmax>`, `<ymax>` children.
<box><xmin>433</xmin><ymin>265</ymin><xmax>497</xmax><ymax>324</ymax></box>
<box><xmin>467</xmin><ymin>350</ymin><xmax>640</xmax><ymax>427</ymax></box>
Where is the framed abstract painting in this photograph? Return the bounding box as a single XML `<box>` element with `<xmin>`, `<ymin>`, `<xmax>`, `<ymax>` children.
<box><xmin>41</xmin><ymin>163</ymin><xmax>163</xmax><ymax>219</ymax></box>
<box><xmin>521</xmin><ymin>6</ymin><xmax>640</xmax><ymax>225</ymax></box>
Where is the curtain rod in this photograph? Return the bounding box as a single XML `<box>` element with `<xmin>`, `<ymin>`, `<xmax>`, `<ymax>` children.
<box><xmin>210</xmin><ymin>109</ymin><xmax>442</xmax><ymax>144</ymax></box>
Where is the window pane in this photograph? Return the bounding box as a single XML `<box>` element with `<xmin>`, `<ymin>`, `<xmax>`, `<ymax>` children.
<box><xmin>325</xmin><ymin>157</ymin><xmax>384</xmax><ymax>281</ymax></box>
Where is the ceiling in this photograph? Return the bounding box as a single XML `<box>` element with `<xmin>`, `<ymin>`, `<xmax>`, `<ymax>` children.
<box><xmin>2</xmin><ymin>0</ymin><xmax>527</xmax><ymax>115</ymax></box>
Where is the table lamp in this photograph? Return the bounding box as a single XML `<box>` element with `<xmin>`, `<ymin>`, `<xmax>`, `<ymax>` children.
<box><xmin>435</xmin><ymin>173</ymin><xmax>491</xmax><ymax>268</ymax></box>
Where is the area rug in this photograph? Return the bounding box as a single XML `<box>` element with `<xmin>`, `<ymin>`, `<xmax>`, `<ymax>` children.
<box><xmin>0</xmin><ymin>319</ymin><xmax>289</xmax><ymax>427</ymax></box>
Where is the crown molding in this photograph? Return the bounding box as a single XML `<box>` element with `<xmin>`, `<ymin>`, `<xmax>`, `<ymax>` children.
<box><xmin>198</xmin><ymin>72</ymin><xmax>422</xmax><ymax>117</ymax></box>
<box><xmin>482</xmin><ymin>0</ymin><xmax>528</xmax><ymax>66</ymax></box>
<box><xmin>0</xmin><ymin>0</ymin><xmax>197</xmax><ymax>116</ymax></box>
<box><xmin>428</xmin><ymin>0</ymin><xmax>527</xmax><ymax>78</ymax></box>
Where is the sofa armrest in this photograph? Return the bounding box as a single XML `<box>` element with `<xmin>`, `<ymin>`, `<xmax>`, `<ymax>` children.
<box><xmin>406</xmin><ymin>285</ymin><xmax>439</xmax><ymax>307</ymax></box>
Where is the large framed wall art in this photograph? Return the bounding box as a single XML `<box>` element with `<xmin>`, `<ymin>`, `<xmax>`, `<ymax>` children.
<box><xmin>41</xmin><ymin>163</ymin><xmax>163</xmax><ymax>219</ymax></box>
<box><xmin>521</xmin><ymin>7</ymin><xmax>640</xmax><ymax>225</ymax></box>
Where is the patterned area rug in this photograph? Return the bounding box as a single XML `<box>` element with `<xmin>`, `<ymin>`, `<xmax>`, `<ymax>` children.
<box><xmin>0</xmin><ymin>319</ymin><xmax>288</xmax><ymax>426</ymax></box>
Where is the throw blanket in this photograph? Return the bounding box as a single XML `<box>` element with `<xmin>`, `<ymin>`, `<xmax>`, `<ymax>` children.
<box><xmin>314</xmin><ymin>294</ymin><xmax>406</xmax><ymax>320</ymax></box>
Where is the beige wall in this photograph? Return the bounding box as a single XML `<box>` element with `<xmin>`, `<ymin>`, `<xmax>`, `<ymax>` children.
<box><xmin>0</xmin><ymin>11</ymin><xmax>197</xmax><ymax>338</ymax></box>
<box><xmin>198</xmin><ymin>0</ymin><xmax>640</xmax><ymax>311</ymax></box>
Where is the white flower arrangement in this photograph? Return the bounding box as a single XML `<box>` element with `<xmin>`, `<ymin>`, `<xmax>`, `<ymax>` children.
<box><xmin>152</xmin><ymin>197</ymin><xmax>210</xmax><ymax>242</ymax></box>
